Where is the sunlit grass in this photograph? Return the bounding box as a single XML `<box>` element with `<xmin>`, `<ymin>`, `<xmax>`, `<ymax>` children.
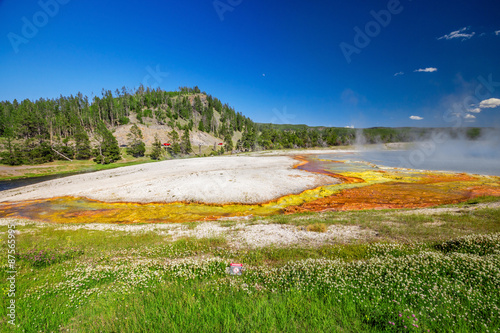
<box><xmin>0</xmin><ymin>155</ymin><xmax>154</xmax><ymax>181</ymax></box>
<box><xmin>1</xmin><ymin>199</ymin><xmax>500</xmax><ymax>332</ymax></box>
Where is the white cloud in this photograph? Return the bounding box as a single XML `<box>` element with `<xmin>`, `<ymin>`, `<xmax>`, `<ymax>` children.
<box><xmin>410</xmin><ymin>115</ymin><xmax>423</xmax><ymax>120</ymax></box>
<box><xmin>438</xmin><ymin>27</ymin><xmax>475</xmax><ymax>41</ymax></box>
<box><xmin>394</xmin><ymin>72</ymin><xmax>404</xmax><ymax>76</ymax></box>
<box><xmin>468</xmin><ymin>107</ymin><xmax>481</xmax><ymax>113</ymax></box>
<box><xmin>344</xmin><ymin>125</ymin><xmax>354</xmax><ymax>129</ymax></box>
<box><xmin>479</xmin><ymin>98</ymin><xmax>500</xmax><ymax>109</ymax></box>
<box><xmin>495</xmin><ymin>30</ymin><xmax>500</xmax><ymax>36</ymax></box>
<box><xmin>464</xmin><ymin>113</ymin><xmax>476</xmax><ymax>122</ymax></box>
<box><xmin>414</xmin><ymin>67</ymin><xmax>438</xmax><ymax>73</ymax></box>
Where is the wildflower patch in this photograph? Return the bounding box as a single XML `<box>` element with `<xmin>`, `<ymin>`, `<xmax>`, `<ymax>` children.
<box><xmin>15</xmin><ymin>248</ymin><xmax>84</xmax><ymax>267</ymax></box>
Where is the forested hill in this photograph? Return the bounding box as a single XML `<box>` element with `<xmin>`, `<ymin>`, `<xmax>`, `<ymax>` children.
<box><xmin>0</xmin><ymin>86</ymin><xmax>255</xmax><ymax>165</ymax></box>
<box><xmin>0</xmin><ymin>85</ymin><xmax>486</xmax><ymax>166</ymax></box>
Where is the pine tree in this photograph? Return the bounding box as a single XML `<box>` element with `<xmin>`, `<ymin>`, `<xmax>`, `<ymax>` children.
<box><xmin>168</xmin><ymin>129</ymin><xmax>181</xmax><ymax>156</ymax></box>
<box><xmin>126</xmin><ymin>124</ymin><xmax>146</xmax><ymax>157</ymax></box>
<box><xmin>93</xmin><ymin>122</ymin><xmax>121</xmax><ymax>164</ymax></box>
<box><xmin>25</xmin><ymin>138</ymin><xmax>54</xmax><ymax>164</ymax></box>
<box><xmin>169</xmin><ymin>129</ymin><xmax>179</xmax><ymax>143</ymax></box>
<box><xmin>180</xmin><ymin>129</ymin><xmax>192</xmax><ymax>154</ymax></box>
<box><xmin>198</xmin><ymin>120</ymin><xmax>205</xmax><ymax>132</ymax></box>
<box><xmin>0</xmin><ymin>134</ymin><xmax>24</xmax><ymax>165</ymax></box>
<box><xmin>74</xmin><ymin>130</ymin><xmax>92</xmax><ymax>160</ymax></box>
<box><xmin>150</xmin><ymin>134</ymin><xmax>163</xmax><ymax>160</ymax></box>
<box><xmin>224</xmin><ymin>133</ymin><xmax>233</xmax><ymax>152</ymax></box>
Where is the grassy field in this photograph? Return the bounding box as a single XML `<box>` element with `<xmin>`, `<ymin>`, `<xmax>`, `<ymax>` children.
<box><xmin>1</xmin><ymin>196</ymin><xmax>500</xmax><ymax>332</ymax></box>
<box><xmin>0</xmin><ymin>149</ymin><xmax>156</xmax><ymax>182</ymax></box>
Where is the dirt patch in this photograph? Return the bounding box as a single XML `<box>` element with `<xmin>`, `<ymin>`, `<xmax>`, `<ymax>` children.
<box><xmin>113</xmin><ymin>124</ymin><xmax>220</xmax><ymax>147</ymax></box>
<box><xmin>233</xmin><ymin>223</ymin><xmax>375</xmax><ymax>248</ymax></box>
<box><xmin>423</xmin><ymin>221</ymin><xmax>445</xmax><ymax>227</ymax></box>
<box><xmin>0</xmin><ymin>219</ymin><xmax>375</xmax><ymax>248</ymax></box>
<box><xmin>397</xmin><ymin>201</ymin><xmax>500</xmax><ymax>216</ymax></box>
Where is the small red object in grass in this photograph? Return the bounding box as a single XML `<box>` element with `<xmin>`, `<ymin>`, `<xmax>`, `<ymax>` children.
<box><xmin>218</xmin><ymin>142</ymin><xmax>223</xmax><ymax>145</ymax></box>
<box><xmin>229</xmin><ymin>263</ymin><xmax>243</xmax><ymax>275</ymax></box>
<box><xmin>163</xmin><ymin>143</ymin><xmax>171</xmax><ymax>146</ymax></box>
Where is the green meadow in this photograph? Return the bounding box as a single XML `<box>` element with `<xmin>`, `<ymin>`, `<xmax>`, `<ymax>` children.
<box><xmin>1</xmin><ymin>197</ymin><xmax>500</xmax><ymax>332</ymax></box>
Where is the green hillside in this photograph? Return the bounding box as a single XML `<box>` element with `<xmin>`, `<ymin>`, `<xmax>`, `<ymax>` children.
<box><xmin>0</xmin><ymin>86</ymin><xmax>487</xmax><ymax>165</ymax></box>
<box><xmin>0</xmin><ymin>86</ymin><xmax>253</xmax><ymax>165</ymax></box>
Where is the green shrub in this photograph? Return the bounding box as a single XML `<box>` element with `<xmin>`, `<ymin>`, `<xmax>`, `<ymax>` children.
<box><xmin>306</xmin><ymin>223</ymin><xmax>327</xmax><ymax>233</ymax></box>
<box><xmin>119</xmin><ymin>116</ymin><xmax>130</xmax><ymax>125</ymax></box>
<box><xmin>435</xmin><ymin>233</ymin><xmax>500</xmax><ymax>255</ymax></box>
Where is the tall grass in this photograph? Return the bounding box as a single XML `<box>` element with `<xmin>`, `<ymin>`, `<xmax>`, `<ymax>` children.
<box><xmin>74</xmin><ymin>283</ymin><xmax>365</xmax><ymax>333</ymax></box>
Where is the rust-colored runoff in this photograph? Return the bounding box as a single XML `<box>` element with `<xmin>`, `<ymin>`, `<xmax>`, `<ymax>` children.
<box><xmin>1</xmin><ymin>155</ymin><xmax>499</xmax><ymax>223</ymax></box>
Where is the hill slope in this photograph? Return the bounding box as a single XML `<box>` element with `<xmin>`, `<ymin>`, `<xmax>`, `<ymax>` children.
<box><xmin>0</xmin><ymin>85</ymin><xmax>488</xmax><ymax>165</ymax></box>
<box><xmin>0</xmin><ymin>87</ymin><xmax>253</xmax><ymax>164</ymax></box>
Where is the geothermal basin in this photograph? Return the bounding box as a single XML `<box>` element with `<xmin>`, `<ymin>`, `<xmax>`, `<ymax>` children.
<box><xmin>1</xmin><ymin>151</ymin><xmax>499</xmax><ymax>224</ymax></box>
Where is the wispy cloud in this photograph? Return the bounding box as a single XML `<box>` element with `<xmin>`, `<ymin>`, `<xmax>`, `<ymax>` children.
<box><xmin>438</xmin><ymin>27</ymin><xmax>475</xmax><ymax>41</ymax></box>
<box><xmin>464</xmin><ymin>114</ymin><xmax>476</xmax><ymax>119</ymax></box>
<box><xmin>467</xmin><ymin>107</ymin><xmax>481</xmax><ymax>113</ymax></box>
<box><xmin>410</xmin><ymin>115</ymin><xmax>423</xmax><ymax>120</ymax></box>
<box><xmin>414</xmin><ymin>67</ymin><xmax>437</xmax><ymax>73</ymax></box>
<box><xmin>479</xmin><ymin>98</ymin><xmax>500</xmax><ymax>109</ymax></box>
<box><xmin>495</xmin><ymin>30</ymin><xmax>500</xmax><ymax>36</ymax></box>
<box><xmin>394</xmin><ymin>72</ymin><xmax>404</xmax><ymax>76</ymax></box>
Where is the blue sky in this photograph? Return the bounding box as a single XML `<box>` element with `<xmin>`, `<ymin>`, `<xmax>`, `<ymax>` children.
<box><xmin>1</xmin><ymin>0</ymin><xmax>499</xmax><ymax>128</ymax></box>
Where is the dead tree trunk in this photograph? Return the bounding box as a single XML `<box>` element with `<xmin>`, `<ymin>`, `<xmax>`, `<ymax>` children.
<box><xmin>51</xmin><ymin>147</ymin><xmax>72</xmax><ymax>161</ymax></box>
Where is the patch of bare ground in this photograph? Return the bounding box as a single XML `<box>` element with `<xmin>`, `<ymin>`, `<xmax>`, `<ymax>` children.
<box><xmin>423</xmin><ymin>221</ymin><xmax>445</xmax><ymax>227</ymax></box>
<box><xmin>396</xmin><ymin>201</ymin><xmax>500</xmax><ymax>216</ymax></box>
<box><xmin>0</xmin><ymin>164</ymin><xmax>66</xmax><ymax>178</ymax></box>
<box><xmin>0</xmin><ymin>218</ymin><xmax>376</xmax><ymax>248</ymax></box>
<box><xmin>113</xmin><ymin>123</ymin><xmax>220</xmax><ymax>147</ymax></box>
<box><xmin>232</xmin><ymin>223</ymin><xmax>375</xmax><ymax>248</ymax></box>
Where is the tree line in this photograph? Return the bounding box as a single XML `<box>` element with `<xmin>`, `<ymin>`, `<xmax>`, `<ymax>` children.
<box><xmin>0</xmin><ymin>85</ymin><xmax>486</xmax><ymax>165</ymax></box>
<box><xmin>0</xmin><ymin>86</ymin><xmax>253</xmax><ymax>165</ymax></box>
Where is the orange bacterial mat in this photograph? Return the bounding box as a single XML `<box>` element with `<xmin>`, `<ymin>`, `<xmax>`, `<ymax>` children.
<box><xmin>1</xmin><ymin>155</ymin><xmax>499</xmax><ymax>223</ymax></box>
